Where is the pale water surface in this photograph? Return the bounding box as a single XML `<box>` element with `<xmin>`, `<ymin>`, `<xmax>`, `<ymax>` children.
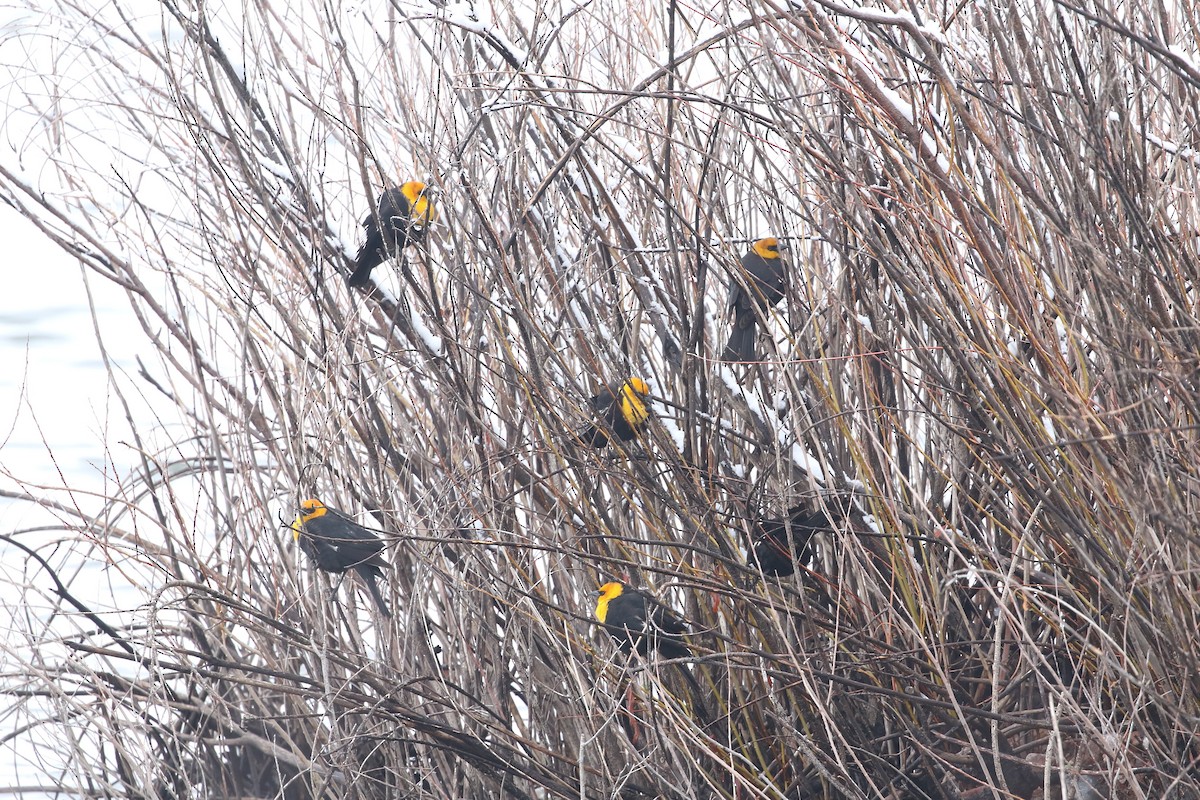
<box><xmin>0</xmin><ymin>206</ymin><xmax>155</xmax><ymax>795</ymax></box>
<box><xmin>0</xmin><ymin>207</ymin><xmax>144</xmax><ymax>506</ymax></box>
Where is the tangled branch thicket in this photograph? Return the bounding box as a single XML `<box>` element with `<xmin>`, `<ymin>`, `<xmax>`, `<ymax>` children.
<box><xmin>3</xmin><ymin>0</ymin><xmax>1199</xmax><ymax>796</ymax></box>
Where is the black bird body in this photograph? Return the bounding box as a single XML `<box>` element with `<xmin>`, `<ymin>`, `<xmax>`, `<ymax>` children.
<box><xmin>722</xmin><ymin>237</ymin><xmax>786</xmax><ymax>362</ymax></box>
<box><xmin>595</xmin><ymin>581</ymin><xmax>689</xmax><ymax>660</ymax></box>
<box><xmin>292</xmin><ymin>499</ymin><xmax>392</xmax><ymax>617</ymax></box>
<box><xmin>595</xmin><ymin>581</ymin><xmax>712</xmax><ymax>727</ymax></box>
<box><xmin>579</xmin><ymin>377</ymin><xmax>651</xmax><ymax>448</ymax></box>
<box><xmin>348</xmin><ymin>181</ymin><xmax>435</xmax><ymax>287</ymax></box>
<box><xmin>751</xmin><ymin>505</ymin><xmax>835</xmax><ymax>577</ymax></box>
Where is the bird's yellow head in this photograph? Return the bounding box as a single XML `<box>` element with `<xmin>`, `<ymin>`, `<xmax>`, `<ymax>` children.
<box><xmin>752</xmin><ymin>237</ymin><xmax>780</xmax><ymax>259</ymax></box>
<box><xmin>595</xmin><ymin>581</ymin><xmax>626</xmax><ymax>623</ymax></box>
<box><xmin>293</xmin><ymin>498</ymin><xmax>328</xmax><ymax>539</ymax></box>
<box><xmin>624</xmin><ymin>377</ymin><xmax>650</xmax><ymax>398</ymax></box>
<box><xmin>619</xmin><ymin>377</ymin><xmax>651</xmax><ymax>427</ymax></box>
<box><xmin>401</xmin><ymin>181</ymin><xmax>437</xmax><ymax>229</ymax></box>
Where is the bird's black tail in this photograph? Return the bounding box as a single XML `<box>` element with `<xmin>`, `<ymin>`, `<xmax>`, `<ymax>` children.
<box><xmin>359</xmin><ymin>567</ymin><xmax>393</xmax><ymax>618</ymax></box>
<box><xmin>349</xmin><ymin>224</ymin><xmax>388</xmax><ymax>287</ymax></box>
<box><xmin>666</xmin><ymin>659</ymin><xmax>713</xmax><ymax>728</ymax></box>
<box><xmin>576</xmin><ymin>424</ymin><xmax>610</xmax><ymax>448</ymax></box>
<box><xmin>721</xmin><ymin>315</ymin><xmax>757</xmax><ymax>362</ymax></box>
<box><xmin>348</xmin><ymin>246</ymin><xmax>384</xmax><ymax>287</ymax></box>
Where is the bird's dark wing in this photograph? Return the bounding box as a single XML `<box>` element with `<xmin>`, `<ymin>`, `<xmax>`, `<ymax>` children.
<box><xmin>647</xmin><ymin>611</ymin><xmax>690</xmax><ymax>659</ymax></box>
<box><xmin>577</xmin><ymin>425</ymin><xmax>610</xmax><ymax>448</ymax></box>
<box><xmin>589</xmin><ymin>384</ymin><xmax>619</xmax><ymax>411</ymax></box>
<box><xmin>375</xmin><ymin>188</ymin><xmax>411</xmax><ymax>245</ymax></box>
<box><xmin>636</xmin><ymin>590</ymin><xmax>690</xmax><ymax>658</ymax></box>
<box><xmin>727</xmin><ymin>275</ymin><xmax>747</xmax><ymax>310</ymax></box>
<box><xmin>602</xmin><ymin>592</ymin><xmax>648</xmax><ymax>647</ymax></box>
<box><xmin>577</xmin><ymin>385</ymin><xmax>623</xmax><ymax>447</ymax></box>
<box><xmin>298</xmin><ymin>530</ymin><xmax>349</xmax><ymax>573</ymax></box>
<box><xmin>303</xmin><ymin>513</ymin><xmax>386</xmax><ymax>571</ymax></box>
<box><xmin>743</xmin><ymin>253</ymin><xmax>786</xmax><ymax>308</ymax></box>
<box><xmin>620</xmin><ymin>594</ymin><xmax>651</xmax><ymax>632</ymax></box>
<box><xmin>349</xmin><ymin>188</ymin><xmax>413</xmax><ymax>287</ymax></box>
<box><xmin>723</xmin><ymin>252</ymin><xmax>785</xmax><ymax>362</ymax></box>
<box><xmin>752</xmin><ymin>506</ymin><xmax>833</xmax><ymax>576</ymax></box>
<box><xmin>752</xmin><ymin>516</ymin><xmax>803</xmax><ymax>576</ymax></box>
<box><xmin>646</xmin><ymin>597</ymin><xmax>688</xmax><ymax>639</ymax></box>
<box><xmin>603</xmin><ymin>590</ymin><xmax>690</xmax><ymax>659</ymax></box>
<box><xmin>334</xmin><ymin>536</ymin><xmax>387</xmax><ymax>570</ymax></box>
<box><xmin>375</xmin><ymin>187</ymin><xmax>406</xmax><ymax>219</ymax></box>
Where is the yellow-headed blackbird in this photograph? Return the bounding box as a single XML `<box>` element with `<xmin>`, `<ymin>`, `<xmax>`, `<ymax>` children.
<box><xmin>751</xmin><ymin>505</ymin><xmax>834</xmax><ymax>577</ymax></box>
<box><xmin>348</xmin><ymin>181</ymin><xmax>436</xmax><ymax>287</ymax></box>
<box><xmin>291</xmin><ymin>498</ymin><xmax>392</xmax><ymax>617</ymax></box>
<box><xmin>722</xmin><ymin>237</ymin><xmax>786</xmax><ymax>362</ymax></box>
<box><xmin>579</xmin><ymin>377</ymin><xmax>652</xmax><ymax>448</ymax></box>
<box><xmin>595</xmin><ymin>581</ymin><xmax>689</xmax><ymax>660</ymax></box>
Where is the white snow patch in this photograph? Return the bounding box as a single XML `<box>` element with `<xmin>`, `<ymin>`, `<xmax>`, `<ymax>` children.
<box><xmin>1054</xmin><ymin>316</ymin><xmax>1069</xmax><ymax>358</ymax></box>
<box><xmin>1144</xmin><ymin>129</ymin><xmax>1197</xmax><ymax>160</ymax></box>
<box><xmin>1166</xmin><ymin>44</ymin><xmax>1200</xmax><ymax>78</ymax></box>
<box><xmin>412</xmin><ymin>312</ymin><xmax>444</xmax><ymax>355</ymax></box>
<box><xmin>790</xmin><ymin>442</ymin><xmax>827</xmax><ymax>484</ymax></box>
<box><xmin>442</xmin><ymin>2</ymin><xmax>530</xmax><ymax>66</ymax></box>
<box><xmin>661</xmin><ymin>417</ymin><xmax>686</xmax><ymax>453</ymax></box>
<box><xmin>1041</xmin><ymin>412</ymin><xmax>1056</xmax><ymax>441</ymax></box>
<box><xmin>259</xmin><ymin>154</ymin><xmax>294</xmax><ymax>183</ymax></box>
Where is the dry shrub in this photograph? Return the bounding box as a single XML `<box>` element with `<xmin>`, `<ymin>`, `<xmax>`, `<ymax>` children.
<box><xmin>1</xmin><ymin>0</ymin><xmax>1198</xmax><ymax>797</ymax></box>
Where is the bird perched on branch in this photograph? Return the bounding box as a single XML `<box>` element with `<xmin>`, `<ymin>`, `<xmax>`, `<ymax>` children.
<box><xmin>291</xmin><ymin>498</ymin><xmax>392</xmax><ymax>617</ymax></box>
<box><xmin>751</xmin><ymin>504</ymin><xmax>837</xmax><ymax>577</ymax></box>
<box><xmin>348</xmin><ymin>181</ymin><xmax>436</xmax><ymax>288</ymax></box>
<box><xmin>595</xmin><ymin>581</ymin><xmax>713</xmax><ymax>731</ymax></box>
<box><xmin>595</xmin><ymin>581</ymin><xmax>690</xmax><ymax>659</ymax></box>
<box><xmin>578</xmin><ymin>377</ymin><xmax>652</xmax><ymax>448</ymax></box>
<box><xmin>722</xmin><ymin>237</ymin><xmax>786</xmax><ymax>362</ymax></box>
